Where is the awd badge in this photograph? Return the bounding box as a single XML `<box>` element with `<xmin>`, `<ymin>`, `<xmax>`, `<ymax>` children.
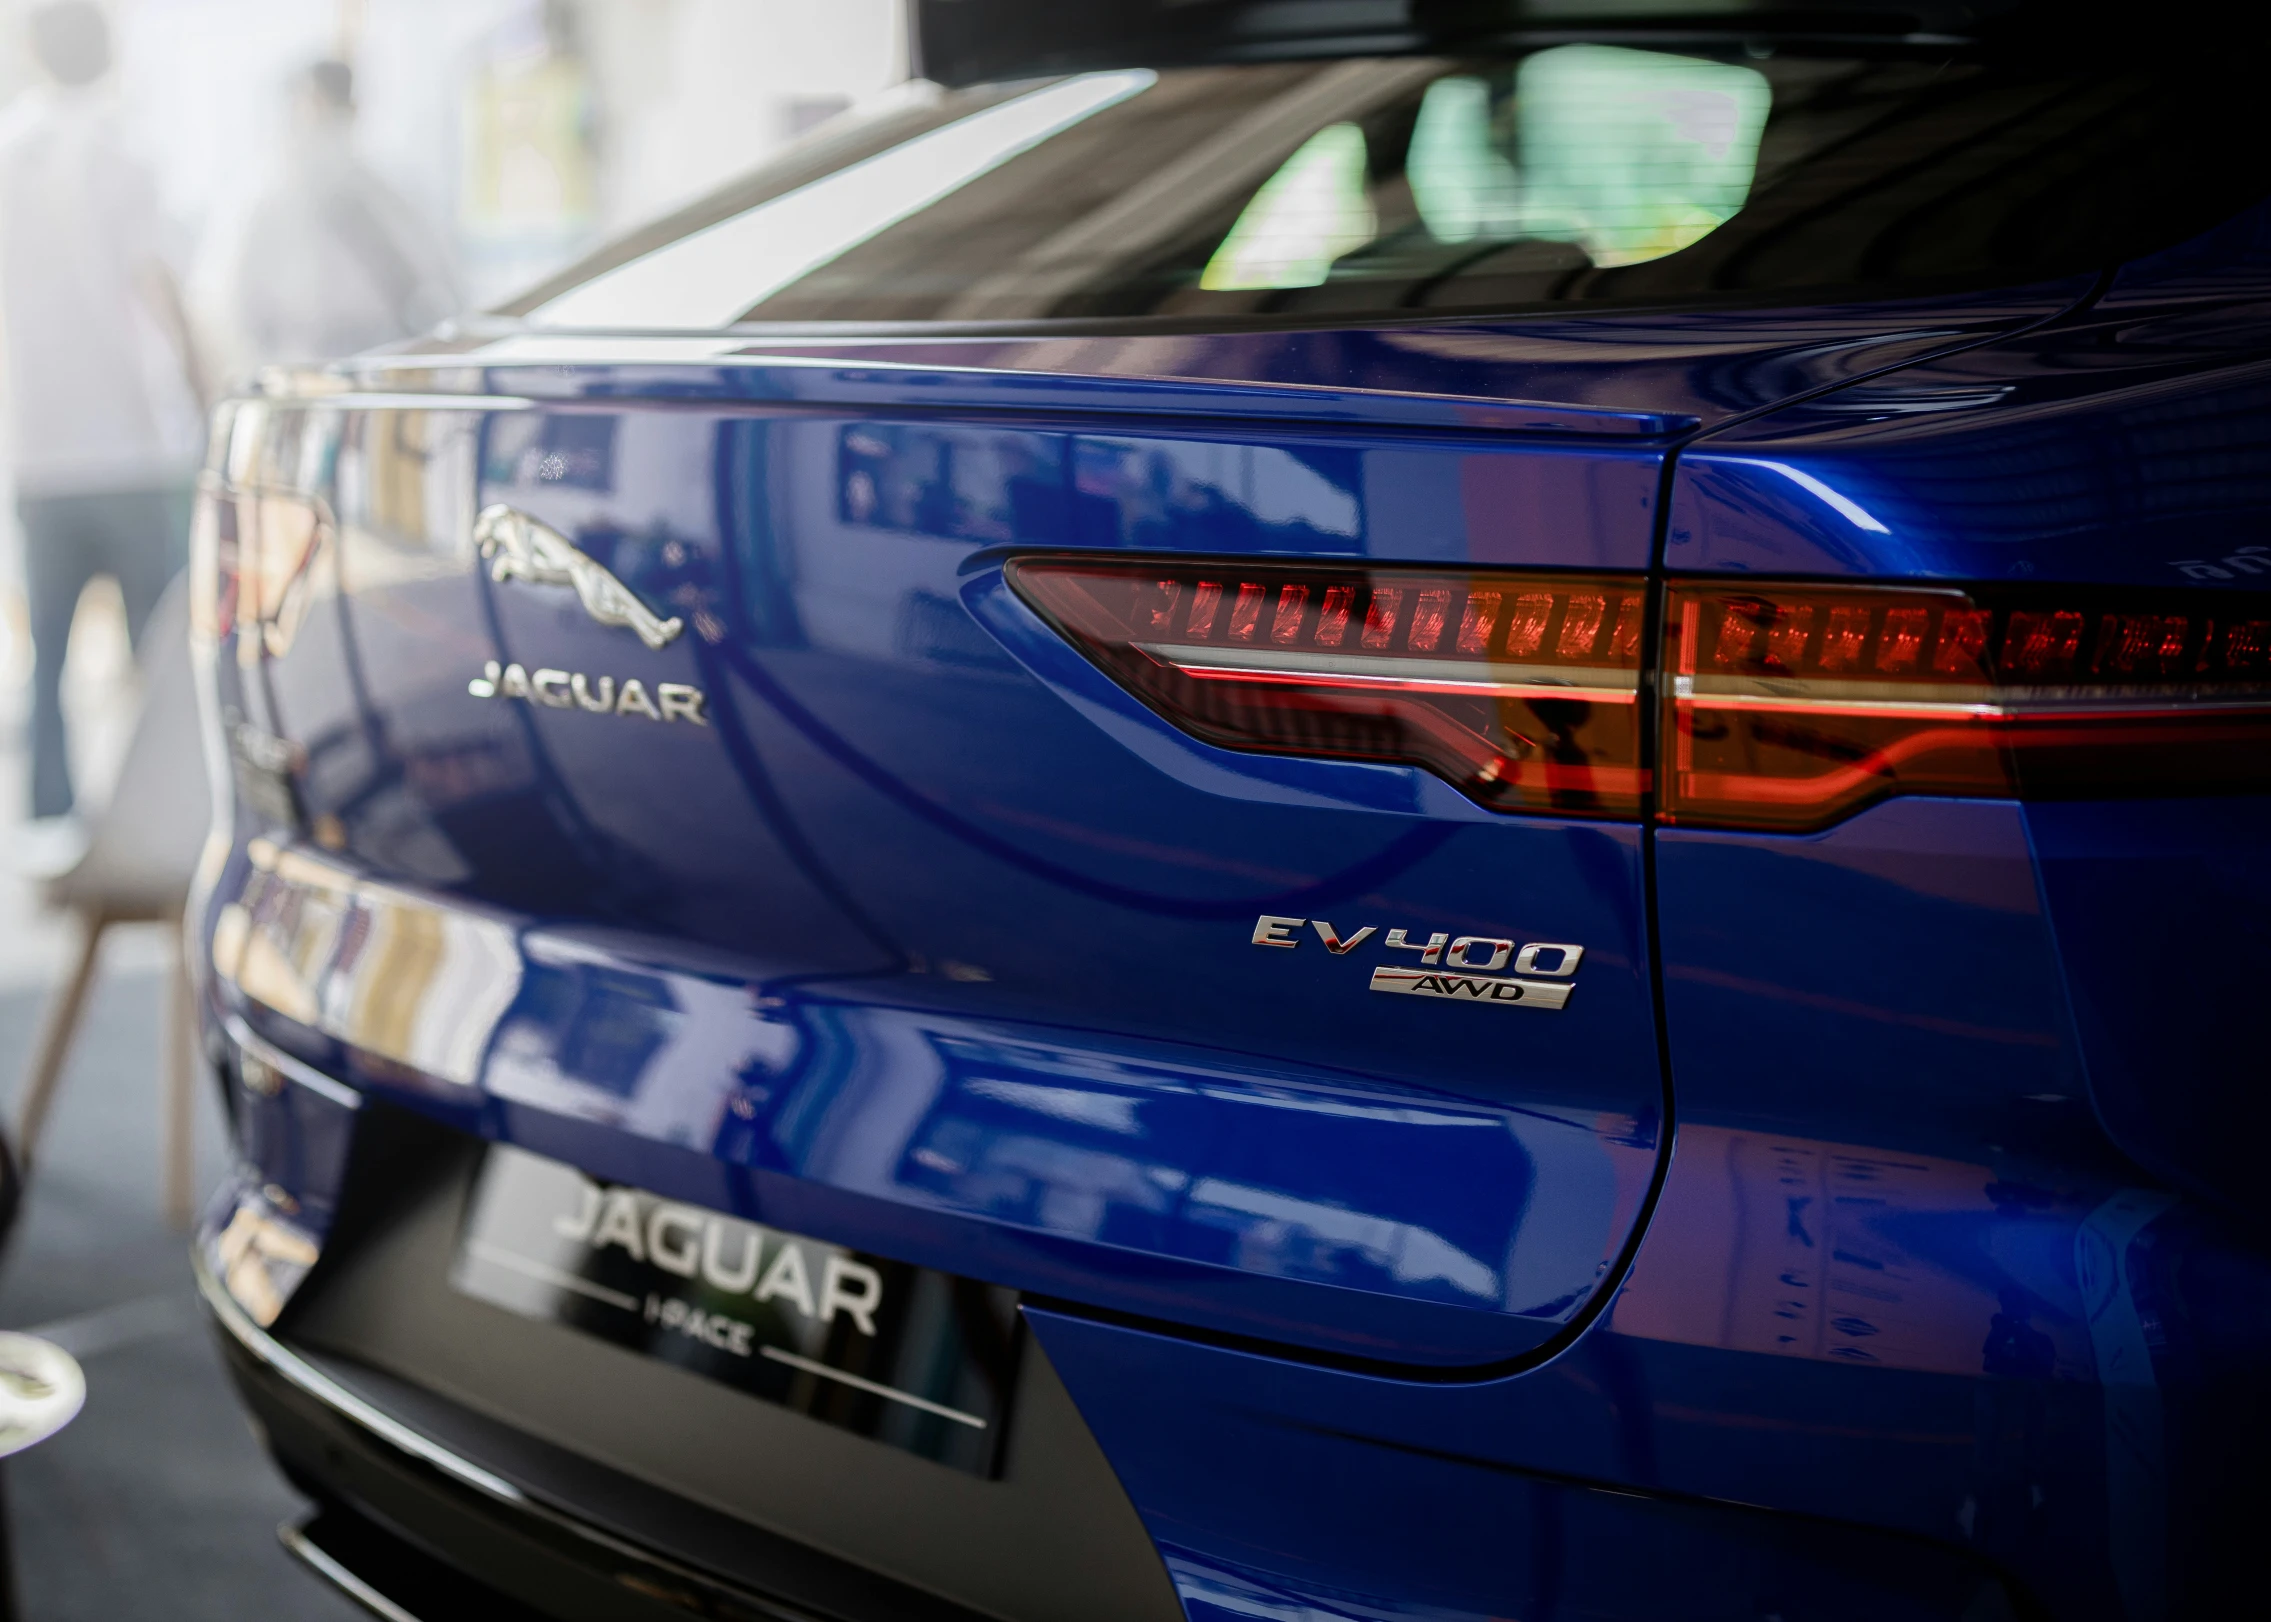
<box><xmin>1366</xmin><ymin>965</ymin><xmax>1572</xmax><ymax>1009</ymax></box>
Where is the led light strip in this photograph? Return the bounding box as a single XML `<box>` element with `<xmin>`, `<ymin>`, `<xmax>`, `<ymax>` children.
<box><xmin>1011</xmin><ymin>557</ymin><xmax>1650</xmax><ymax>819</ymax></box>
<box><xmin>1662</xmin><ymin>580</ymin><xmax>2271</xmax><ymax>829</ymax></box>
<box><xmin>1677</xmin><ymin>681</ymin><xmax>2271</xmax><ymax>721</ymax></box>
<box><xmin>1144</xmin><ymin>642</ymin><xmax>1639</xmax><ymax>701</ymax></box>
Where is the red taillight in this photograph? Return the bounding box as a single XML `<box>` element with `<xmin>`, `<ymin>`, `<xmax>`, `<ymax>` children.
<box><xmin>1664</xmin><ymin>582</ymin><xmax>2271</xmax><ymax>830</ymax></box>
<box><xmin>1007</xmin><ymin>557</ymin><xmax>1649</xmax><ymax>817</ymax></box>
<box><xmin>1012</xmin><ymin>557</ymin><xmax>2271</xmax><ymax>829</ymax></box>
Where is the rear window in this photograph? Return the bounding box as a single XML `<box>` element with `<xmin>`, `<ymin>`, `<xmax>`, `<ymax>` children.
<box><xmin>512</xmin><ymin>46</ymin><xmax>2268</xmax><ymax>329</ymax></box>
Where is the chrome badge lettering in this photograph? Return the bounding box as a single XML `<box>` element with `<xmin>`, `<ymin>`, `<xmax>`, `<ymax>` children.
<box><xmin>1252</xmin><ymin>913</ymin><xmax>1583</xmax><ymax>1011</ymax></box>
<box><xmin>474</xmin><ymin>503</ymin><xmax>686</xmax><ymax>649</ymax></box>
<box><xmin>1368</xmin><ymin>965</ymin><xmax>1573</xmax><ymax>1010</ymax></box>
<box><xmin>548</xmin><ymin>1185</ymin><xmax>882</xmax><ymax>1339</ymax></box>
<box><xmin>469</xmin><ymin>660</ymin><xmax>707</xmax><ymax>725</ymax></box>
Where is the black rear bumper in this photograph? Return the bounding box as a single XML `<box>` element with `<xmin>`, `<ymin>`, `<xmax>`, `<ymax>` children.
<box><xmin>279</xmin><ymin>1506</ymin><xmax>552</xmax><ymax>1622</ymax></box>
<box><xmin>200</xmin><ymin>1257</ymin><xmax>989</xmax><ymax>1622</ymax></box>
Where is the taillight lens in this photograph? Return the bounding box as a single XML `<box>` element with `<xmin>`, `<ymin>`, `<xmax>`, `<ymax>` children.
<box><xmin>1012</xmin><ymin>557</ymin><xmax>2271</xmax><ymax>829</ymax></box>
<box><xmin>1007</xmin><ymin>557</ymin><xmax>1648</xmax><ymax>816</ymax></box>
<box><xmin>1664</xmin><ymin>581</ymin><xmax>2271</xmax><ymax>830</ymax></box>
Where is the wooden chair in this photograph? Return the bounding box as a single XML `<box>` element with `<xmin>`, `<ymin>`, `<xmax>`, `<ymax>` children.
<box><xmin>11</xmin><ymin>579</ymin><xmax>211</xmax><ymax>1227</ymax></box>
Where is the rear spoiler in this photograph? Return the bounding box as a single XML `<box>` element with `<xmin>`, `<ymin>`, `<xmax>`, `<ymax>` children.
<box><xmin>906</xmin><ymin>0</ymin><xmax>2002</xmax><ymax>88</ymax></box>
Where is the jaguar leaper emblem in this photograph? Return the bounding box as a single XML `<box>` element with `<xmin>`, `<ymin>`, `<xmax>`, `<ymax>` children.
<box><xmin>473</xmin><ymin>504</ymin><xmax>685</xmax><ymax>650</ymax></box>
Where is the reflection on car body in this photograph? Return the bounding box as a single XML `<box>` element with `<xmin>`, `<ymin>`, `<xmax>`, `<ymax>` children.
<box><xmin>190</xmin><ymin>6</ymin><xmax>2271</xmax><ymax>1621</ymax></box>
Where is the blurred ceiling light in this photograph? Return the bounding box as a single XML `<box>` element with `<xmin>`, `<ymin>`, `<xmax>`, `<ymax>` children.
<box><xmin>1200</xmin><ymin>122</ymin><xmax>1376</xmax><ymax>291</ymax></box>
<box><xmin>530</xmin><ymin>69</ymin><xmax>1156</xmax><ymax>328</ymax></box>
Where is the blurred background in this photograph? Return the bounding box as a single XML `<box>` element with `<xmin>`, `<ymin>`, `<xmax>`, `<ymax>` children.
<box><xmin>0</xmin><ymin>0</ymin><xmax>909</xmax><ymax>787</ymax></box>
<box><xmin>0</xmin><ymin>2</ymin><xmax>906</xmax><ymax>1613</ymax></box>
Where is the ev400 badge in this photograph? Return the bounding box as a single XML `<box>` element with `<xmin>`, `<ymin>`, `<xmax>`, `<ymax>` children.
<box><xmin>1251</xmin><ymin>914</ymin><xmax>1584</xmax><ymax>1011</ymax></box>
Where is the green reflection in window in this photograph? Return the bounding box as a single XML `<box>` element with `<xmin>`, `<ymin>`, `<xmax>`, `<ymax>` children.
<box><xmin>1403</xmin><ymin>48</ymin><xmax>1770</xmax><ymax>270</ymax></box>
<box><xmin>1201</xmin><ymin>122</ymin><xmax>1376</xmax><ymax>291</ymax></box>
<box><xmin>1408</xmin><ymin>75</ymin><xmax>1522</xmax><ymax>243</ymax></box>
<box><xmin>1208</xmin><ymin>46</ymin><xmax>1768</xmax><ymax>292</ymax></box>
<box><xmin>1509</xmin><ymin>45</ymin><xmax>1770</xmax><ymax>268</ymax></box>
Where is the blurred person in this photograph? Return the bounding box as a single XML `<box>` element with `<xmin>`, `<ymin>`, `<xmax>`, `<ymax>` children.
<box><xmin>211</xmin><ymin>58</ymin><xmax>460</xmax><ymax>377</ymax></box>
<box><xmin>0</xmin><ymin>0</ymin><xmax>205</xmax><ymax>850</ymax></box>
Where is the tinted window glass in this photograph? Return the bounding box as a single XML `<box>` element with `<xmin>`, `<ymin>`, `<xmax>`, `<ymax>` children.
<box><xmin>516</xmin><ymin>48</ymin><xmax>2268</xmax><ymax>328</ymax></box>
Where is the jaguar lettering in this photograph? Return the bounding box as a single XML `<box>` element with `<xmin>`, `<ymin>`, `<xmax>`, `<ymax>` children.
<box><xmin>554</xmin><ymin>1187</ymin><xmax>882</xmax><ymax>1335</ymax></box>
<box><xmin>468</xmin><ymin>660</ymin><xmax>708</xmax><ymax>725</ymax></box>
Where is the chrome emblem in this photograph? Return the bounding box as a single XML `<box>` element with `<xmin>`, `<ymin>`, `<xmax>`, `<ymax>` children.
<box><xmin>474</xmin><ymin>504</ymin><xmax>686</xmax><ymax>649</ymax></box>
<box><xmin>1367</xmin><ymin>965</ymin><xmax>1573</xmax><ymax>1010</ymax></box>
<box><xmin>468</xmin><ymin>661</ymin><xmax>707</xmax><ymax>725</ymax></box>
<box><xmin>1251</xmin><ymin>914</ymin><xmax>1582</xmax><ymax>1011</ymax></box>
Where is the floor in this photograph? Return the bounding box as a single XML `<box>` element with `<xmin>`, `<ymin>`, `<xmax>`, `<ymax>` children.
<box><xmin>0</xmin><ymin>970</ymin><xmax>362</xmax><ymax>1620</ymax></box>
<box><xmin>0</xmin><ymin>586</ymin><xmax>360</xmax><ymax>1617</ymax></box>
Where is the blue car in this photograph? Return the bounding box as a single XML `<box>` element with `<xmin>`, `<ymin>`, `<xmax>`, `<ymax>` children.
<box><xmin>190</xmin><ymin>5</ymin><xmax>2271</xmax><ymax>1619</ymax></box>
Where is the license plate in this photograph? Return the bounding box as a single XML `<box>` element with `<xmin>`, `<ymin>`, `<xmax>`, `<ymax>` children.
<box><xmin>451</xmin><ymin>1146</ymin><xmax>1021</xmax><ymax>1476</ymax></box>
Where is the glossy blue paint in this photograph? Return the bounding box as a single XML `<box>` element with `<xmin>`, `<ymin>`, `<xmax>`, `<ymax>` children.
<box><xmin>571</xmin><ymin>279</ymin><xmax>2085</xmax><ymax>428</ymax></box>
<box><xmin>1064</xmin><ymin>428</ymin><xmax>1663</xmax><ymax>569</ymax></box>
<box><xmin>205</xmin><ymin>395</ymin><xmax>1670</xmax><ymax>1366</ymax></box>
<box><xmin>224</xmin><ymin>1036</ymin><xmax>360</xmax><ymax>1246</ymax></box>
<box><xmin>193</xmin><ymin>206</ymin><xmax>2271</xmax><ymax>1622</ymax></box>
<box><xmin>218</xmin><ymin>863</ymin><xmax>1657</xmax><ymax>1364</ymax></box>
<box><xmin>2026</xmin><ymin>795</ymin><xmax>2271</xmax><ymax>1223</ymax></box>
<box><xmin>1023</xmin><ymin>794</ymin><xmax>2271</xmax><ymax>1622</ymax></box>
<box><xmin>1655</xmin><ymin>798</ymin><xmax>2084</xmax><ymax>1153</ymax></box>
<box><xmin>1625</xmin><ymin>217</ymin><xmax>2271</xmax><ymax>1620</ymax></box>
<box><xmin>1028</xmin><ymin>1177</ymin><xmax>2271</xmax><ymax>1622</ymax></box>
<box><xmin>1026</xmin><ymin>1305</ymin><xmax>2028</xmax><ymax>1622</ymax></box>
<box><xmin>1667</xmin><ymin>277</ymin><xmax>2271</xmax><ymax>585</ymax></box>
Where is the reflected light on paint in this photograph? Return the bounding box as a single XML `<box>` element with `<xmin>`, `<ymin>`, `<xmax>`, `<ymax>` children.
<box><xmin>1725</xmin><ymin>458</ymin><xmax>1892</xmax><ymax>533</ymax></box>
<box><xmin>533</xmin><ymin>71</ymin><xmax>1157</xmax><ymax>328</ymax></box>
